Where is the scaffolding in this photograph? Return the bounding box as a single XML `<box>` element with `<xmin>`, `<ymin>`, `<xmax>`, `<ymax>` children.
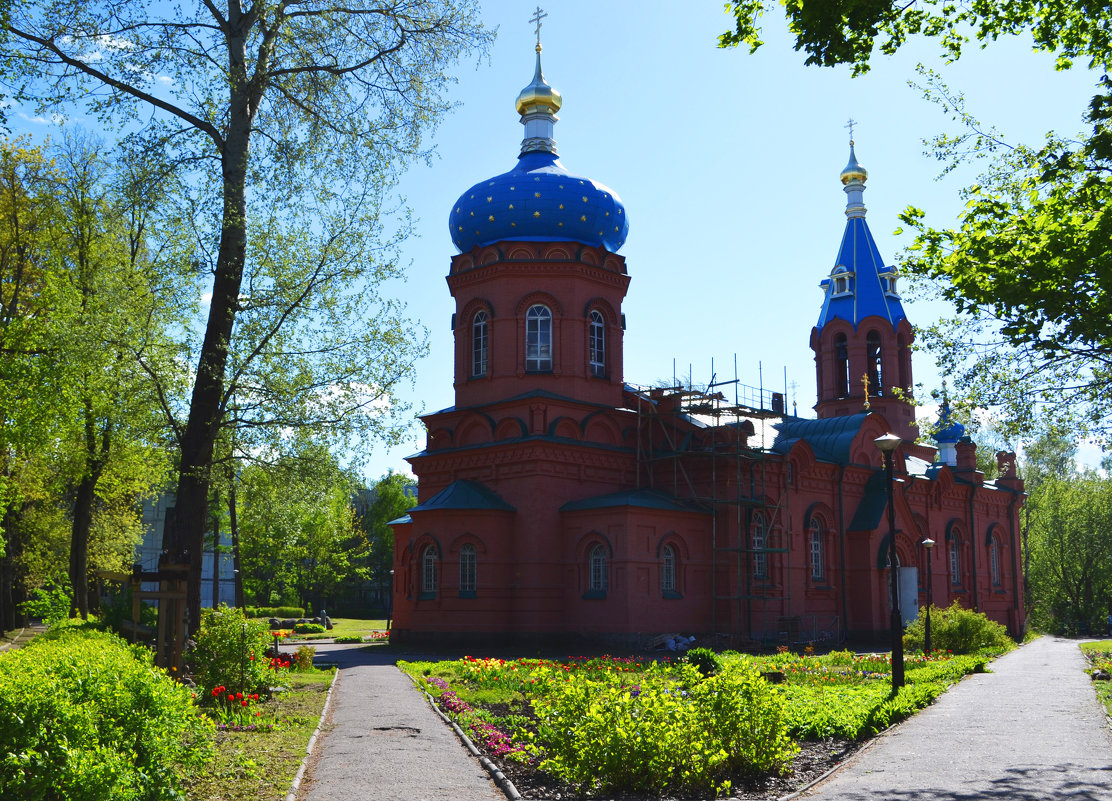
<box><xmin>631</xmin><ymin>360</ymin><xmax>836</xmax><ymax>647</ymax></box>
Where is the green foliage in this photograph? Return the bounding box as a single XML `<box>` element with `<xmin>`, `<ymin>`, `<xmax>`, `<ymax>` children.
<box><xmin>0</xmin><ymin>625</ymin><xmax>212</xmax><ymax>800</ymax></box>
<box><xmin>1026</xmin><ymin>474</ymin><xmax>1112</xmax><ymax>633</ymax></box>
<box><xmin>19</xmin><ymin>581</ymin><xmax>71</xmax><ymax>626</ymax></box>
<box><xmin>903</xmin><ymin>602</ymin><xmax>1016</xmax><ymax>655</ymax></box>
<box><xmin>294</xmin><ymin>622</ymin><xmax>325</xmax><ymax>634</ymax></box>
<box><xmin>684</xmin><ymin>646</ymin><xmax>723</xmax><ymax>677</ymax></box>
<box><xmin>293</xmin><ymin>645</ymin><xmax>317</xmax><ymax>672</ymax></box>
<box><xmin>245</xmin><ymin>606</ymin><xmax>304</xmax><ymax>619</ymax></box>
<box><xmin>528</xmin><ymin>659</ymin><xmax>796</xmax><ymax>796</ymax></box>
<box><xmin>191</xmin><ymin>605</ymin><xmax>275</xmax><ymax>697</ymax></box>
<box><xmin>332</xmin><ymin>635</ymin><xmax>363</xmax><ymax>643</ymax></box>
<box><xmin>720</xmin><ymin>1</ymin><xmax>1112</xmax><ymax>75</ymax></box>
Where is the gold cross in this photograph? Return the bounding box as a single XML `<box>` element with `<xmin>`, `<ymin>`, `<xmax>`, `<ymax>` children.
<box><xmin>530</xmin><ymin>6</ymin><xmax>547</xmax><ymax>48</ymax></box>
<box><xmin>845</xmin><ymin>118</ymin><xmax>857</xmax><ymax>144</ymax></box>
<box><xmin>861</xmin><ymin>372</ymin><xmax>871</xmax><ymax>410</ymax></box>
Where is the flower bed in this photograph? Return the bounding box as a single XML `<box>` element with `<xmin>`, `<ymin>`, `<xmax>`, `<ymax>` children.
<box><xmin>400</xmin><ymin>647</ymin><xmax>1001</xmax><ymax>799</ymax></box>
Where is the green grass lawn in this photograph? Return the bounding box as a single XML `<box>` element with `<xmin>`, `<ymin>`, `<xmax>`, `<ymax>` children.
<box><xmin>269</xmin><ymin>617</ymin><xmax>389</xmax><ymax>641</ymax></box>
<box><xmin>183</xmin><ymin>668</ymin><xmax>334</xmax><ymax>801</ymax></box>
<box><xmin>1080</xmin><ymin>640</ymin><xmax>1112</xmax><ymax>718</ymax></box>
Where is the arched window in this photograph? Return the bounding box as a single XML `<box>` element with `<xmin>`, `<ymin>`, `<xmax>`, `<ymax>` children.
<box><xmin>661</xmin><ymin>544</ymin><xmax>676</xmax><ymax>593</ymax></box>
<box><xmin>472</xmin><ymin>311</ymin><xmax>488</xmax><ymax>377</ymax></box>
<box><xmin>459</xmin><ymin>544</ymin><xmax>477</xmax><ymax>594</ymax></box>
<box><xmin>949</xmin><ymin>538</ymin><xmax>962</xmax><ymax>586</ymax></box>
<box><xmin>809</xmin><ymin>518</ymin><xmax>825</xmax><ymax>581</ymax></box>
<box><xmin>834</xmin><ymin>334</ymin><xmax>849</xmax><ymax>398</ymax></box>
<box><xmin>589</xmin><ymin>544</ymin><xmax>608</xmax><ymax>592</ymax></box>
<box><xmin>752</xmin><ymin>513</ymin><xmax>768</xmax><ymax>580</ymax></box>
<box><xmin>421</xmin><ymin>546</ymin><xmax>438</xmax><ymax>596</ymax></box>
<box><xmin>589</xmin><ymin>310</ymin><xmax>605</xmax><ymax>377</ymax></box>
<box><xmin>867</xmin><ymin>330</ymin><xmax>883</xmax><ymax>395</ymax></box>
<box><xmin>525</xmin><ymin>304</ymin><xmax>552</xmax><ymax>371</ymax></box>
<box><xmin>897</xmin><ymin>333</ymin><xmax>910</xmax><ymax>390</ymax></box>
<box><xmin>989</xmin><ymin>537</ymin><xmax>1001</xmax><ymax>586</ymax></box>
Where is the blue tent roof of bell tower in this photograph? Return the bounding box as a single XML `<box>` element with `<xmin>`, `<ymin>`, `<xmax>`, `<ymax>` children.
<box><xmin>816</xmin><ymin>211</ymin><xmax>908</xmax><ymax>330</ymax></box>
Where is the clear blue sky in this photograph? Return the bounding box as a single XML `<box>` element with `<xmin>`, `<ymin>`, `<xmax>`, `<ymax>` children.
<box><xmin>10</xmin><ymin>2</ymin><xmax>1103</xmax><ymax>481</ymax></box>
<box><xmin>365</xmin><ymin>1</ymin><xmax>1101</xmax><ymax>480</ymax></box>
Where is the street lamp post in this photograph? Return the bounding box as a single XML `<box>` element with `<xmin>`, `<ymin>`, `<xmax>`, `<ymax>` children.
<box><xmin>874</xmin><ymin>432</ymin><xmax>905</xmax><ymax>690</ymax></box>
<box><xmin>922</xmin><ymin>538</ymin><xmax>935</xmax><ymax>655</ymax></box>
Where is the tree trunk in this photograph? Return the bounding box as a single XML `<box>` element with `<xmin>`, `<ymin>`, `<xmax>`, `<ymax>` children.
<box><xmin>211</xmin><ymin>491</ymin><xmax>221</xmax><ymax>609</ymax></box>
<box><xmin>228</xmin><ymin>477</ymin><xmax>244</xmax><ymax>608</ymax></box>
<box><xmin>70</xmin><ymin>475</ymin><xmax>96</xmax><ymax>618</ymax></box>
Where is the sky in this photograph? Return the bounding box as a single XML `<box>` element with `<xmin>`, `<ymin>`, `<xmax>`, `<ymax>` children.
<box><xmin>11</xmin><ymin>1</ymin><xmax>1105</xmax><ymax>482</ymax></box>
<box><xmin>360</xmin><ymin>1</ymin><xmax>1103</xmax><ymax>480</ymax></box>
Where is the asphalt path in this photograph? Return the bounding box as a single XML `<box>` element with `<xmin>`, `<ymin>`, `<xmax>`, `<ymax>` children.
<box><xmin>297</xmin><ymin>641</ymin><xmax>503</xmax><ymax>801</ymax></box>
<box><xmin>799</xmin><ymin>636</ymin><xmax>1112</xmax><ymax>801</ymax></box>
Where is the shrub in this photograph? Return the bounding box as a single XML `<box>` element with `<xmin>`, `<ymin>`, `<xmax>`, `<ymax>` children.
<box><xmin>191</xmin><ymin>604</ymin><xmax>275</xmax><ymax>696</ymax></box>
<box><xmin>245</xmin><ymin>605</ymin><xmax>304</xmax><ymax>619</ymax></box>
<box><xmin>294</xmin><ymin>622</ymin><xmax>326</xmax><ymax>634</ymax></box>
<box><xmin>0</xmin><ymin>625</ymin><xmax>212</xmax><ymax>800</ymax></box>
<box><xmin>529</xmin><ymin>659</ymin><xmax>796</xmax><ymax>796</ymax></box>
<box><xmin>333</xmin><ymin>634</ymin><xmax>363</xmax><ymax>643</ymax></box>
<box><xmin>19</xmin><ymin>581</ymin><xmax>72</xmax><ymax>626</ymax></box>
<box><xmin>293</xmin><ymin>645</ymin><xmax>317</xmax><ymax>671</ymax></box>
<box><xmin>684</xmin><ymin>647</ymin><xmax>723</xmax><ymax>677</ymax></box>
<box><xmin>903</xmin><ymin>602</ymin><xmax>1016</xmax><ymax>655</ymax></box>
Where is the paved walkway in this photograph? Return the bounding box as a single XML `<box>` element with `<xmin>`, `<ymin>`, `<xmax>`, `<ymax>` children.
<box><xmin>298</xmin><ymin>642</ymin><xmax>502</xmax><ymax>801</ymax></box>
<box><xmin>799</xmin><ymin>636</ymin><xmax>1112</xmax><ymax>800</ymax></box>
<box><xmin>0</xmin><ymin>624</ymin><xmax>47</xmax><ymax>653</ymax></box>
<box><xmin>299</xmin><ymin>636</ymin><xmax>1112</xmax><ymax>801</ymax></box>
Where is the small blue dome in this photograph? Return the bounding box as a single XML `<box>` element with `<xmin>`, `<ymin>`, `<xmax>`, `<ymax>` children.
<box><xmin>932</xmin><ymin>399</ymin><xmax>965</xmax><ymax>444</ymax></box>
<box><xmin>450</xmin><ymin>151</ymin><xmax>628</xmax><ymax>253</ymax></box>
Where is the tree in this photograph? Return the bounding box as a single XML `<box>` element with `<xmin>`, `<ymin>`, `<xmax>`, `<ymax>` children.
<box><xmin>5</xmin><ymin>0</ymin><xmax>492</xmax><ymax>631</ymax></box>
<box><xmin>1026</xmin><ymin>472</ymin><xmax>1112</xmax><ymax>633</ymax></box>
<box><xmin>237</xmin><ymin>442</ymin><xmax>367</xmax><ymax>613</ymax></box>
<box><xmin>721</xmin><ymin>1</ymin><xmax>1112</xmax><ymax>443</ymax></box>
<box><xmin>360</xmin><ymin>471</ymin><xmax>415</xmax><ymax>612</ymax></box>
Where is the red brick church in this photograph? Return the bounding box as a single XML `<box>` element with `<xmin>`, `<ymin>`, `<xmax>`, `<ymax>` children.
<box><xmin>389</xmin><ymin>41</ymin><xmax>1026</xmax><ymax>647</ymax></box>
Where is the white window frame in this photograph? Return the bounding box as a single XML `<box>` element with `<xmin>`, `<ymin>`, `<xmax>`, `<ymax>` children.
<box><xmin>661</xmin><ymin>544</ymin><xmax>676</xmax><ymax>593</ymax></box>
<box><xmin>950</xmin><ymin>539</ymin><xmax>962</xmax><ymax>586</ymax></box>
<box><xmin>422</xmin><ymin>546</ymin><xmax>437</xmax><ymax>595</ymax></box>
<box><xmin>809</xmin><ymin>519</ymin><xmax>825</xmax><ymax>582</ymax></box>
<box><xmin>525</xmin><ymin>304</ymin><xmax>552</xmax><ymax>372</ymax></box>
<box><xmin>459</xmin><ymin>544</ymin><xmax>477</xmax><ymax>593</ymax></box>
<box><xmin>752</xmin><ymin>513</ymin><xmax>768</xmax><ymax>580</ymax></box>
<box><xmin>589</xmin><ymin>544</ymin><xmax>608</xmax><ymax>592</ymax></box>
<box><xmin>472</xmin><ymin>310</ymin><xmax>488</xmax><ymax>377</ymax></box>
<box><xmin>589</xmin><ymin>310</ymin><xmax>605</xmax><ymax>377</ymax></box>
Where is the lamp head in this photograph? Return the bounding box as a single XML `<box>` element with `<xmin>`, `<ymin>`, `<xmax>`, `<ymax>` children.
<box><xmin>874</xmin><ymin>432</ymin><xmax>902</xmax><ymax>454</ymax></box>
<box><xmin>922</xmin><ymin>537</ymin><xmax>935</xmax><ymax>550</ymax></box>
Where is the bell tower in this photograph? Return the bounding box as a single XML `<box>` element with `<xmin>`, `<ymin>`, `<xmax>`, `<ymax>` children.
<box><xmin>810</xmin><ymin>139</ymin><xmax>916</xmax><ymax>440</ymax></box>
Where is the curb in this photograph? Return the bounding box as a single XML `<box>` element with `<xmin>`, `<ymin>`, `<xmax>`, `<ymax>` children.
<box><xmin>425</xmin><ymin>691</ymin><xmax>522</xmax><ymax>801</ymax></box>
<box><xmin>285</xmin><ymin>667</ymin><xmax>340</xmax><ymax>801</ymax></box>
<box><xmin>0</xmin><ymin>627</ymin><xmax>26</xmax><ymax>653</ymax></box>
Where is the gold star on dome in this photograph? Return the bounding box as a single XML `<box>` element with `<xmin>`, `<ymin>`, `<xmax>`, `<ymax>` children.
<box><xmin>558</xmin><ymin>204</ymin><xmax>564</xmax><ymax>209</ymax></box>
<box><xmin>457</xmin><ymin>226</ymin><xmax>463</xmax><ymax>232</ymax></box>
<box><xmin>580</xmin><ymin>215</ymin><xmax>586</xmax><ymax>222</ymax></box>
<box><xmin>455</xmin><ymin>207</ymin><xmax>460</xmax><ymax>213</ymax></box>
<box><xmin>470</xmin><ymin>194</ymin><xmax>475</xmax><ymax>199</ymax></box>
<box><xmin>558</xmin><ymin>222</ymin><xmax>563</xmax><ymax>227</ymax></box>
<box><xmin>511</xmin><ymin>222</ymin><xmax>516</xmax><ymax>227</ymax></box>
<box><xmin>534</xmin><ymin>176</ymin><xmax>540</xmax><ymax>181</ymax></box>
<box><xmin>533</xmin><ymin>211</ymin><xmax>540</xmax><ymax>217</ymax></box>
<box><xmin>509</xmin><ymin>204</ymin><xmax>515</xmax><ymax>209</ymax></box>
<box><xmin>469</xmin><ymin>211</ymin><xmax>474</xmax><ymax>216</ymax></box>
<box><xmin>605</xmin><ymin>211</ymin><xmax>609</xmax><ymax>216</ymax></box>
<box><xmin>559</xmin><ymin>184</ymin><xmax>564</xmax><ymax>189</ymax></box>
<box><xmin>488</xmin><ymin>215</ymin><xmax>495</xmax><ymax>222</ymax></box>
<box><xmin>510</xmin><ymin>186</ymin><xmax>515</xmax><ymax>190</ymax></box>
<box><xmin>535</xmin><ymin>192</ymin><xmax>541</xmax><ymax>198</ymax></box>
<box><xmin>487</xmin><ymin>197</ymin><xmax>492</xmax><ymax>202</ymax></box>
<box><xmin>582</xmin><ymin>196</ymin><xmax>587</xmax><ymax>202</ymax></box>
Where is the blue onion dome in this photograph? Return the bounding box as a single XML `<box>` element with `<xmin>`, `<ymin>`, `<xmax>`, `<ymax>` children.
<box><xmin>932</xmin><ymin>397</ymin><xmax>965</xmax><ymax>444</ymax></box>
<box><xmin>449</xmin><ymin>45</ymin><xmax>629</xmax><ymax>254</ymax></box>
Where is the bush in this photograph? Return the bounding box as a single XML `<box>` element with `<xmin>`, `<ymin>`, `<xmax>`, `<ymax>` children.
<box><xmin>333</xmin><ymin>634</ymin><xmax>363</xmax><ymax>643</ymax></box>
<box><xmin>0</xmin><ymin>625</ymin><xmax>212</xmax><ymax>800</ymax></box>
<box><xmin>684</xmin><ymin>647</ymin><xmax>723</xmax><ymax>678</ymax></box>
<box><xmin>191</xmin><ymin>604</ymin><xmax>275</xmax><ymax>696</ymax></box>
<box><xmin>530</xmin><ymin>659</ymin><xmax>796</xmax><ymax>796</ymax></box>
<box><xmin>903</xmin><ymin>602</ymin><xmax>1016</xmax><ymax>655</ymax></box>
<box><xmin>19</xmin><ymin>582</ymin><xmax>72</xmax><ymax>626</ymax></box>
<box><xmin>244</xmin><ymin>605</ymin><xmax>304</xmax><ymax>619</ymax></box>
<box><xmin>294</xmin><ymin>622</ymin><xmax>326</xmax><ymax>634</ymax></box>
<box><xmin>293</xmin><ymin>645</ymin><xmax>317</xmax><ymax>671</ymax></box>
